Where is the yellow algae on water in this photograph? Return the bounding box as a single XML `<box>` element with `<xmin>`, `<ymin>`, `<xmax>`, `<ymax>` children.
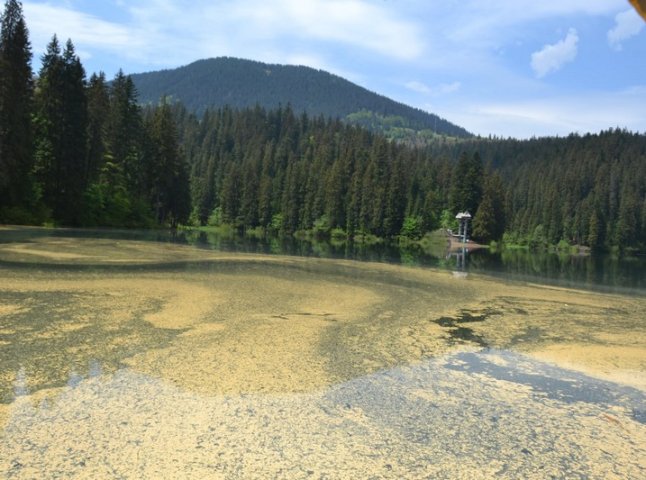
<box><xmin>0</xmin><ymin>232</ymin><xmax>645</xmax><ymax>479</ymax></box>
<box><xmin>0</xmin><ymin>304</ymin><xmax>25</xmax><ymax>316</ymax></box>
<box><xmin>529</xmin><ymin>343</ymin><xmax>646</xmax><ymax>390</ymax></box>
<box><xmin>0</xmin><ymin>234</ymin><xmax>644</xmax><ymax>394</ymax></box>
<box><xmin>126</xmin><ymin>274</ymin><xmax>382</xmax><ymax>395</ymax></box>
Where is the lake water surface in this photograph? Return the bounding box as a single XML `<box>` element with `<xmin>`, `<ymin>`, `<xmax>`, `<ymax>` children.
<box><xmin>0</xmin><ymin>226</ymin><xmax>644</xmax><ymax>479</ymax></box>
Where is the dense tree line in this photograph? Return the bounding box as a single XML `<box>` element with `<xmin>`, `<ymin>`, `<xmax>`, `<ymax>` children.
<box><xmin>1</xmin><ymin>0</ymin><xmax>644</xmax><ymax>254</ymax></box>
<box><xmin>427</xmin><ymin>131</ymin><xmax>646</xmax><ymax>251</ymax></box>
<box><xmin>173</xmin><ymin>106</ymin><xmax>645</xmax><ymax>252</ymax></box>
<box><xmin>175</xmin><ymin>104</ymin><xmax>456</xmax><ymax>238</ymax></box>
<box><xmin>0</xmin><ymin>0</ymin><xmax>190</xmax><ymax>227</ymax></box>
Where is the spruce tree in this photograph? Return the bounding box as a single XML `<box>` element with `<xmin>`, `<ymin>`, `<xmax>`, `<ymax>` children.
<box><xmin>33</xmin><ymin>37</ymin><xmax>88</xmax><ymax>225</ymax></box>
<box><xmin>107</xmin><ymin>70</ymin><xmax>143</xmax><ymax>192</ymax></box>
<box><xmin>614</xmin><ymin>188</ymin><xmax>638</xmax><ymax>250</ymax></box>
<box><xmin>472</xmin><ymin>172</ymin><xmax>506</xmax><ymax>242</ymax></box>
<box><xmin>240</xmin><ymin>157</ymin><xmax>260</xmax><ymax>227</ymax></box>
<box><xmin>33</xmin><ymin>35</ymin><xmax>65</xmax><ymax>219</ymax></box>
<box><xmin>59</xmin><ymin>39</ymin><xmax>88</xmax><ymax>224</ymax></box>
<box><xmin>148</xmin><ymin>99</ymin><xmax>191</xmax><ymax>227</ymax></box>
<box><xmin>383</xmin><ymin>154</ymin><xmax>406</xmax><ymax>236</ymax></box>
<box><xmin>86</xmin><ymin>72</ymin><xmax>109</xmax><ymax>184</ymax></box>
<box><xmin>0</xmin><ymin>0</ymin><xmax>33</xmax><ymax>218</ymax></box>
<box><xmin>449</xmin><ymin>152</ymin><xmax>483</xmax><ymax>215</ymax></box>
<box><xmin>324</xmin><ymin>157</ymin><xmax>346</xmax><ymax>229</ymax></box>
<box><xmin>587</xmin><ymin>210</ymin><xmax>602</xmax><ymax>252</ymax></box>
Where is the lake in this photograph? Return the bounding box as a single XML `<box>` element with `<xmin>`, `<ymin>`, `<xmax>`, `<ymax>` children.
<box><xmin>0</xmin><ymin>226</ymin><xmax>644</xmax><ymax>479</ymax></box>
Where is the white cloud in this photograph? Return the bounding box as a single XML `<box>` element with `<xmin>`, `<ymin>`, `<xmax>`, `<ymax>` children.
<box><xmin>22</xmin><ymin>0</ymin><xmax>425</xmax><ymax>76</ymax></box>
<box><xmin>118</xmin><ymin>0</ymin><xmax>425</xmax><ymax>66</ymax></box>
<box><xmin>405</xmin><ymin>80</ymin><xmax>461</xmax><ymax>96</ymax></box>
<box><xmin>530</xmin><ymin>29</ymin><xmax>579</xmax><ymax>78</ymax></box>
<box><xmin>607</xmin><ymin>8</ymin><xmax>644</xmax><ymax>50</ymax></box>
<box><xmin>23</xmin><ymin>3</ymin><xmax>135</xmax><ymax>54</ymax></box>
<box><xmin>235</xmin><ymin>0</ymin><xmax>425</xmax><ymax>60</ymax></box>
<box><xmin>405</xmin><ymin>81</ymin><xmax>431</xmax><ymax>94</ymax></box>
<box><xmin>76</xmin><ymin>49</ymin><xmax>93</xmax><ymax>62</ymax></box>
<box><xmin>446</xmin><ymin>0</ymin><xmax>620</xmax><ymax>45</ymax></box>
<box><xmin>436</xmin><ymin>81</ymin><xmax>461</xmax><ymax>95</ymax></box>
<box><xmin>431</xmin><ymin>86</ymin><xmax>646</xmax><ymax>138</ymax></box>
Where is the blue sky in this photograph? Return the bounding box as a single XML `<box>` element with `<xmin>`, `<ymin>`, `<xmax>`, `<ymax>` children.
<box><xmin>18</xmin><ymin>0</ymin><xmax>646</xmax><ymax>138</ymax></box>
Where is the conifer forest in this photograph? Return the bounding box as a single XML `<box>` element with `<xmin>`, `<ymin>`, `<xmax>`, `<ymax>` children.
<box><xmin>1</xmin><ymin>0</ymin><xmax>645</xmax><ymax>252</ymax></box>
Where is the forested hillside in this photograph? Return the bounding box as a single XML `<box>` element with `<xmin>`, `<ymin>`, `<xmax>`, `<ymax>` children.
<box><xmin>129</xmin><ymin>57</ymin><xmax>472</xmax><ymax>140</ymax></box>
<box><xmin>1</xmin><ymin>1</ymin><xmax>644</xmax><ymax>254</ymax></box>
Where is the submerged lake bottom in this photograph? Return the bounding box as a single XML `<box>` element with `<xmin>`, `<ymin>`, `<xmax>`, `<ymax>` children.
<box><xmin>0</xmin><ymin>229</ymin><xmax>645</xmax><ymax>479</ymax></box>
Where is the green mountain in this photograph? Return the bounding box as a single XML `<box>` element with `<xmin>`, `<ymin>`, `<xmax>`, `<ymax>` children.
<box><xmin>129</xmin><ymin>57</ymin><xmax>471</xmax><ymax>140</ymax></box>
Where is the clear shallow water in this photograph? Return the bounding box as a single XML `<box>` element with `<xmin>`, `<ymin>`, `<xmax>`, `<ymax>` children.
<box><xmin>0</xmin><ymin>227</ymin><xmax>645</xmax><ymax>478</ymax></box>
<box><xmin>2</xmin><ymin>226</ymin><xmax>645</xmax><ymax>292</ymax></box>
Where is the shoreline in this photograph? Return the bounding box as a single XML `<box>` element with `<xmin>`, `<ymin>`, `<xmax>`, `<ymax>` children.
<box><xmin>443</xmin><ymin>229</ymin><xmax>487</xmax><ymax>252</ymax></box>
